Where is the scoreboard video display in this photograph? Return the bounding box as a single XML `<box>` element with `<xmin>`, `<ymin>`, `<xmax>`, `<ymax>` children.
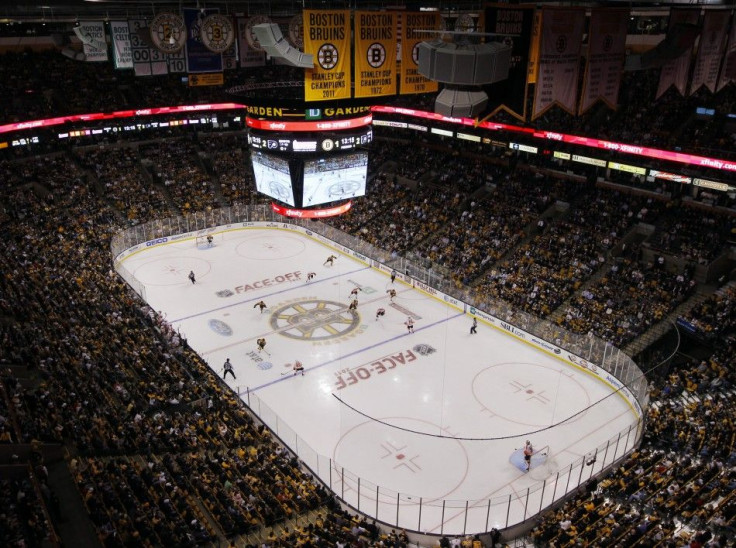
<box><xmin>250</xmin><ymin>150</ymin><xmax>296</xmax><ymax>207</ymax></box>
<box><xmin>247</xmin><ymin>113</ymin><xmax>372</xmax><ymax>213</ymax></box>
<box><xmin>302</xmin><ymin>152</ymin><xmax>368</xmax><ymax>207</ymax></box>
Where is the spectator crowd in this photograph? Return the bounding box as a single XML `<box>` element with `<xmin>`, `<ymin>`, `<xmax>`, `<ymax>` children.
<box><xmin>1</xmin><ymin>47</ymin><xmax>736</xmax><ymax>548</ymax></box>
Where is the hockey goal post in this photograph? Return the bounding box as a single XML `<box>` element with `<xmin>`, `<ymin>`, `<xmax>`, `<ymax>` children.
<box><xmin>195</xmin><ymin>231</ymin><xmax>220</xmax><ymax>248</ymax></box>
<box><xmin>509</xmin><ymin>444</ymin><xmax>553</xmax><ymax>476</ymax></box>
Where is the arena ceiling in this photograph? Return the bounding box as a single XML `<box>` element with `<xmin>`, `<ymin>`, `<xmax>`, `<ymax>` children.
<box><xmin>2</xmin><ymin>1</ymin><xmax>730</xmax><ymax>23</ymax></box>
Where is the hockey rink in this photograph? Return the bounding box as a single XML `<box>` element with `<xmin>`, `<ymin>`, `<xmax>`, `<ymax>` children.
<box><xmin>118</xmin><ymin>226</ymin><xmax>641</xmax><ymax>535</ymax></box>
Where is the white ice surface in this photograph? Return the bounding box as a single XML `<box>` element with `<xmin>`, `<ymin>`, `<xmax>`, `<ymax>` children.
<box><xmin>120</xmin><ymin>227</ymin><xmax>639</xmax><ymax>534</ymax></box>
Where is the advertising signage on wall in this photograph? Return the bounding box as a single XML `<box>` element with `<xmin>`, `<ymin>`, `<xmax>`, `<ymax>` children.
<box><xmin>510</xmin><ymin>142</ymin><xmax>538</xmax><ymax>154</ymax></box>
<box><xmin>608</xmin><ymin>161</ymin><xmax>646</xmax><ymax>176</ymax></box>
<box><xmin>692</xmin><ymin>178</ymin><xmax>733</xmax><ymax>192</ymax></box>
<box><xmin>649</xmin><ymin>170</ymin><xmax>692</xmax><ymax>184</ymax></box>
<box><xmin>572</xmin><ymin>154</ymin><xmax>607</xmax><ymax>167</ymax></box>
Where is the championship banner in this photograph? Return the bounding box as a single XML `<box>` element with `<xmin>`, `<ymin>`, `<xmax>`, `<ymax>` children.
<box><xmin>532</xmin><ymin>7</ymin><xmax>585</xmax><ymax>120</ymax></box>
<box><xmin>400</xmin><ymin>12</ymin><xmax>441</xmax><ymax>95</ymax></box>
<box><xmin>74</xmin><ymin>21</ymin><xmax>108</xmax><ymax>62</ymax></box>
<box><xmin>579</xmin><ymin>8</ymin><xmax>628</xmax><ymax>114</ymax></box>
<box><xmin>303</xmin><ymin>10</ymin><xmax>351</xmax><ymax>101</ymax></box>
<box><xmin>483</xmin><ymin>5</ymin><xmax>535</xmax><ymax>121</ymax></box>
<box><xmin>656</xmin><ymin>8</ymin><xmax>701</xmax><ymax>99</ymax></box>
<box><xmin>183</xmin><ymin>7</ymin><xmax>224</xmax><ymax>74</ymax></box>
<box><xmin>690</xmin><ymin>10</ymin><xmax>728</xmax><ymax>94</ymax></box>
<box><xmin>110</xmin><ymin>21</ymin><xmax>133</xmax><ymax>69</ymax></box>
<box><xmin>237</xmin><ymin>17</ymin><xmax>266</xmax><ymax>68</ymax></box>
<box><xmin>717</xmin><ymin>12</ymin><xmax>736</xmax><ymax>92</ymax></box>
<box><xmin>128</xmin><ymin>19</ymin><xmax>168</xmax><ymax>76</ymax></box>
<box><xmin>354</xmin><ymin>11</ymin><xmax>397</xmax><ymax>98</ymax></box>
<box><xmin>526</xmin><ymin>10</ymin><xmax>541</xmax><ymax>84</ymax></box>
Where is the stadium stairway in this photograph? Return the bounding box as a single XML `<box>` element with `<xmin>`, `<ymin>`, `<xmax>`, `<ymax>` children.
<box><xmin>623</xmin><ymin>286</ymin><xmax>715</xmax><ymax>358</ymax></box>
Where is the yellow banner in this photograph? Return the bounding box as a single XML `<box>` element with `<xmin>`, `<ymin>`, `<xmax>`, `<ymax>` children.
<box><xmin>188</xmin><ymin>73</ymin><xmax>224</xmax><ymax>87</ymax></box>
<box><xmin>400</xmin><ymin>12</ymin><xmax>441</xmax><ymax>95</ymax></box>
<box><xmin>526</xmin><ymin>10</ymin><xmax>542</xmax><ymax>84</ymax></box>
<box><xmin>303</xmin><ymin>10</ymin><xmax>351</xmax><ymax>101</ymax></box>
<box><xmin>354</xmin><ymin>11</ymin><xmax>397</xmax><ymax>98</ymax></box>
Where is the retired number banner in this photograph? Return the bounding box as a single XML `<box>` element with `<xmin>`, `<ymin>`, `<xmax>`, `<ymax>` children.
<box><xmin>304</xmin><ymin>10</ymin><xmax>351</xmax><ymax>101</ymax></box>
<box><xmin>183</xmin><ymin>7</ymin><xmax>223</xmax><ymax>74</ymax></box>
<box><xmin>579</xmin><ymin>8</ymin><xmax>628</xmax><ymax>114</ymax></box>
<box><xmin>400</xmin><ymin>12</ymin><xmax>440</xmax><ymax>95</ymax></box>
<box><xmin>532</xmin><ymin>7</ymin><xmax>585</xmax><ymax>119</ymax></box>
<box><xmin>354</xmin><ymin>12</ymin><xmax>397</xmax><ymax>98</ymax></box>
<box><xmin>690</xmin><ymin>10</ymin><xmax>728</xmax><ymax>94</ymax></box>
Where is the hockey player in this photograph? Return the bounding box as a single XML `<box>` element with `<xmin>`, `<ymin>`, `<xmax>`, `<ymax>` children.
<box><xmin>390</xmin><ymin>269</ymin><xmax>397</xmax><ymax>283</ymax></box>
<box><xmin>349</xmin><ymin>299</ymin><xmax>358</xmax><ymax>311</ymax></box>
<box><xmin>375</xmin><ymin>308</ymin><xmax>385</xmax><ymax>321</ymax></box>
<box><xmin>188</xmin><ymin>270</ymin><xmax>196</xmax><ymax>284</ymax></box>
<box><xmin>349</xmin><ymin>287</ymin><xmax>362</xmax><ymax>298</ymax></box>
<box><xmin>253</xmin><ymin>300</ymin><xmax>267</xmax><ymax>313</ymax></box>
<box><xmin>306</xmin><ymin>272</ymin><xmax>316</xmax><ymax>283</ymax></box>
<box><xmin>387</xmin><ymin>289</ymin><xmax>397</xmax><ymax>302</ymax></box>
<box><xmin>405</xmin><ymin>317</ymin><xmax>414</xmax><ymax>334</ymax></box>
<box><xmin>293</xmin><ymin>360</ymin><xmax>305</xmax><ymax>376</ymax></box>
<box><xmin>257</xmin><ymin>338</ymin><xmax>266</xmax><ymax>353</ymax></box>
<box><xmin>206</xmin><ymin>234</ymin><xmax>213</xmax><ymax>247</ymax></box>
<box><xmin>470</xmin><ymin>317</ymin><xmax>478</xmax><ymax>334</ymax></box>
<box><xmin>523</xmin><ymin>440</ymin><xmax>534</xmax><ymax>471</ymax></box>
<box><xmin>323</xmin><ymin>254</ymin><xmax>337</xmax><ymax>266</ymax></box>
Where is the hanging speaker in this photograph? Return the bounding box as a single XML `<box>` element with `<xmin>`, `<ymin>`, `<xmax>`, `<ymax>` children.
<box><xmin>418</xmin><ymin>40</ymin><xmax>511</xmax><ymax>85</ymax></box>
<box><xmin>253</xmin><ymin>23</ymin><xmax>314</xmax><ymax>69</ymax></box>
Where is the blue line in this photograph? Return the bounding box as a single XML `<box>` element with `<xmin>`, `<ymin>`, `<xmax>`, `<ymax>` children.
<box><xmin>170</xmin><ymin>266</ymin><xmax>371</xmax><ymax>323</ymax></box>
<box><xmin>248</xmin><ymin>311</ymin><xmax>465</xmax><ymax>393</ymax></box>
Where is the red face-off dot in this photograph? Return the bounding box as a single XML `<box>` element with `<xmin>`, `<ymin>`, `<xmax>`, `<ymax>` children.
<box><xmin>396</xmin><ymin>454</ymin><xmax>405</xmax><ymax>460</ymax></box>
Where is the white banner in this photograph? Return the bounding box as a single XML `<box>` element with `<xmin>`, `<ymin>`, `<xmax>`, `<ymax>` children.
<box><xmin>579</xmin><ymin>9</ymin><xmax>628</xmax><ymax>114</ymax></box>
<box><xmin>717</xmin><ymin>12</ymin><xmax>736</xmax><ymax>92</ymax></box>
<box><xmin>690</xmin><ymin>10</ymin><xmax>728</xmax><ymax>94</ymax></box>
<box><xmin>110</xmin><ymin>20</ymin><xmax>133</xmax><ymax>69</ymax></box>
<box><xmin>237</xmin><ymin>17</ymin><xmax>266</xmax><ymax>68</ymax></box>
<box><xmin>128</xmin><ymin>19</ymin><xmax>168</xmax><ymax>76</ymax></box>
<box><xmin>532</xmin><ymin>8</ymin><xmax>585</xmax><ymax>119</ymax></box>
<box><xmin>656</xmin><ymin>9</ymin><xmax>700</xmax><ymax>99</ymax></box>
<box><xmin>75</xmin><ymin>21</ymin><xmax>108</xmax><ymax>62</ymax></box>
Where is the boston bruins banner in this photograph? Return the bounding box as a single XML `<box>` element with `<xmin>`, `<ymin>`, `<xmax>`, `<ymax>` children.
<box><xmin>400</xmin><ymin>12</ymin><xmax>441</xmax><ymax>95</ymax></box>
<box><xmin>354</xmin><ymin>12</ymin><xmax>397</xmax><ymax>98</ymax></box>
<box><xmin>532</xmin><ymin>7</ymin><xmax>585</xmax><ymax>120</ymax></box>
<box><xmin>304</xmin><ymin>10</ymin><xmax>351</xmax><ymax>101</ymax></box>
<box><xmin>579</xmin><ymin>8</ymin><xmax>628</xmax><ymax>114</ymax></box>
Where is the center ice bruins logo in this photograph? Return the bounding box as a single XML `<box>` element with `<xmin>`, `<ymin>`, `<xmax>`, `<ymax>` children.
<box><xmin>270</xmin><ymin>299</ymin><xmax>360</xmax><ymax>341</ymax></box>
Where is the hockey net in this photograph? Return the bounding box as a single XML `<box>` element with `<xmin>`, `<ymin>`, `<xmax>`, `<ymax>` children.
<box><xmin>195</xmin><ymin>231</ymin><xmax>220</xmax><ymax>248</ymax></box>
<box><xmin>509</xmin><ymin>445</ymin><xmax>558</xmax><ymax>479</ymax></box>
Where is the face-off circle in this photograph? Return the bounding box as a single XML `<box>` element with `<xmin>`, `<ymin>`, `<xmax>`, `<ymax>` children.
<box><xmin>471</xmin><ymin>362</ymin><xmax>591</xmax><ymax>430</ymax></box>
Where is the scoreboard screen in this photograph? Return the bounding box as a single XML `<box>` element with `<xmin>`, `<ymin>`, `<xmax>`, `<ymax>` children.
<box><xmin>250</xmin><ymin>150</ymin><xmax>296</xmax><ymax>206</ymax></box>
<box><xmin>302</xmin><ymin>152</ymin><xmax>368</xmax><ymax>207</ymax></box>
